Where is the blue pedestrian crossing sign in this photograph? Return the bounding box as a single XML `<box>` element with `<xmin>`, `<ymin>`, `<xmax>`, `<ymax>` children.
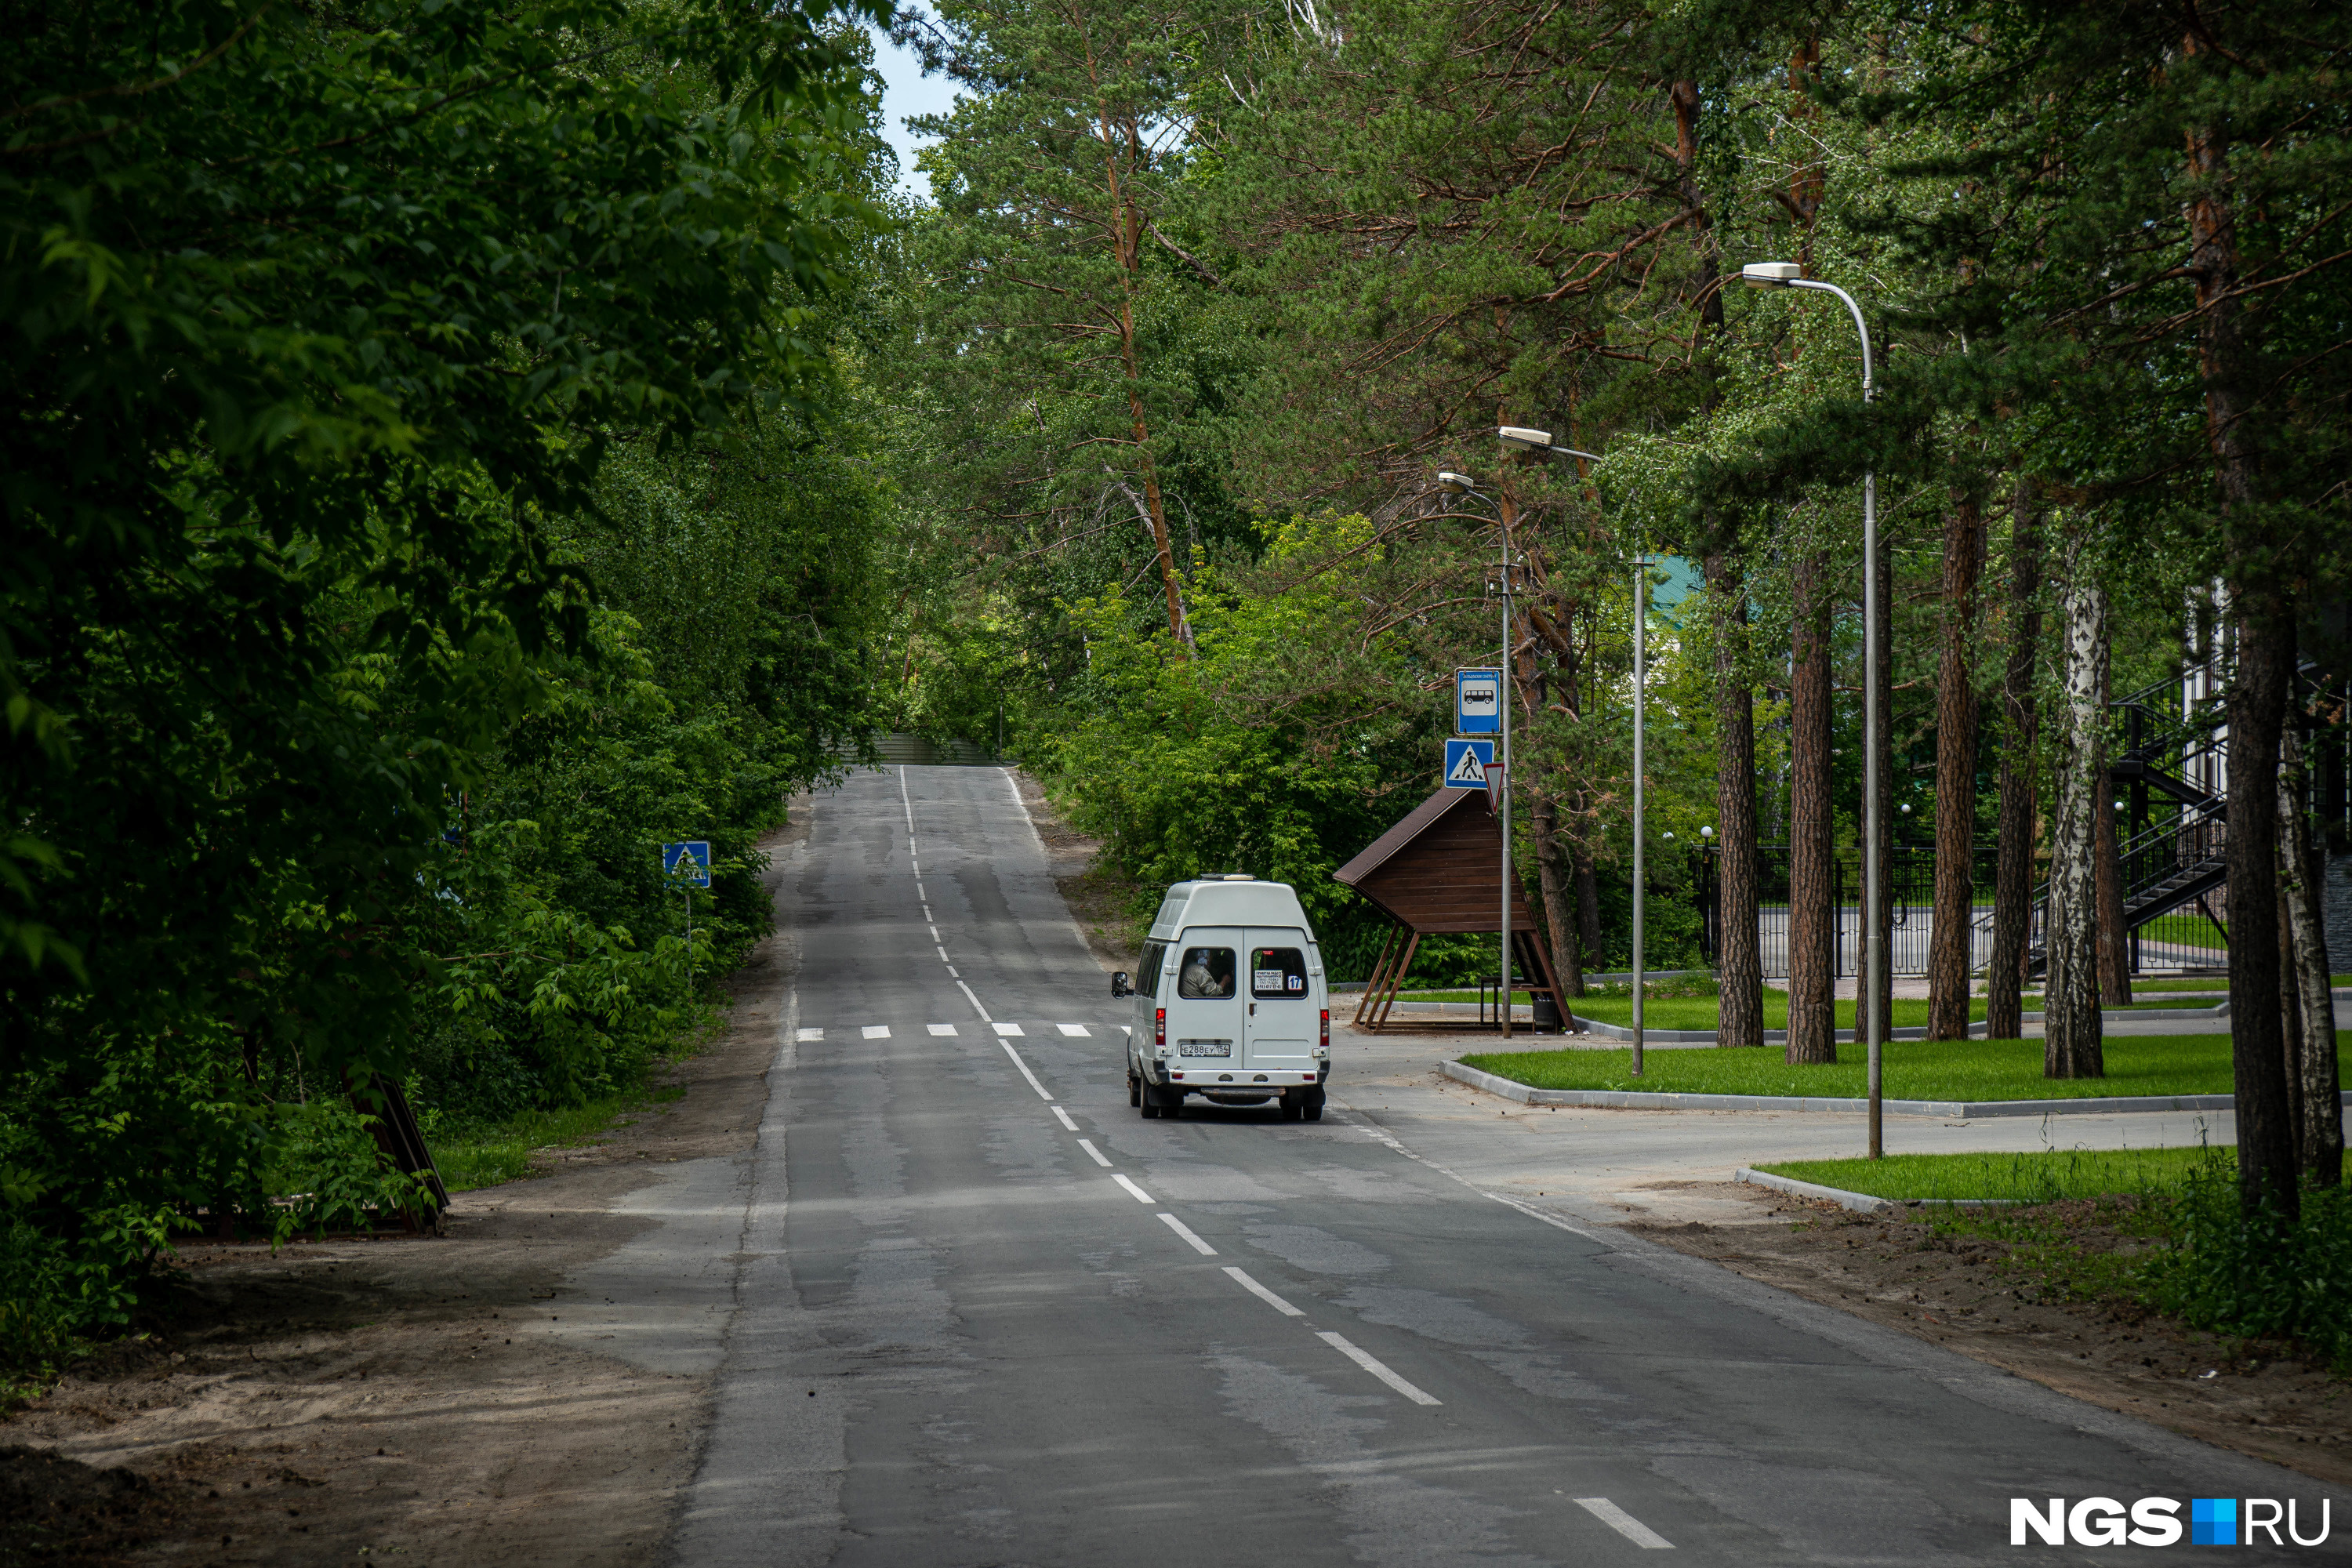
<box><xmin>662</xmin><ymin>840</ymin><xmax>713</xmax><ymax>887</ymax></box>
<box><xmin>1443</xmin><ymin>739</ymin><xmax>1495</xmax><ymax>789</ymax></box>
<box><xmin>1455</xmin><ymin>668</ymin><xmax>1503</xmax><ymax>734</ymax></box>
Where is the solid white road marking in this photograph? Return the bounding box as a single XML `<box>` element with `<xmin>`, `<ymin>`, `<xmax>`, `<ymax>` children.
<box><xmin>1157</xmin><ymin>1213</ymin><xmax>1217</xmax><ymax>1255</ymax></box>
<box><xmin>861</xmin><ymin>1025</ymin><xmax>890</xmax><ymax>1040</ymax></box>
<box><xmin>1076</xmin><ymin>1138</ymin><xmax>1112</xmax><ymax>1167</ymax></box>
<box><xmin>797</xmin><ymin>1027</ymin><xmax>823</xmax><ymax>1042</ymax></box>
<box><xmin>1316</xmin><ymin>1332</ymin><xmax>1441</xmax><ymax>1406</ymax></box>
<box><xmin>956</xmin><ymin>979</ymin><xmax>990</xmax><ymax>1022</ymax></box>
<box><xmin>1056</xmin><ymin>1023</ymin><xmax>1090</xmax><ymax>1037</ymax></box>
<box><xmin>1000</xmin><ymin>1041</ymin><xmax>1052</xmax><ymax>1102</ymax></box>
<box><xmin>898</xmin><ymin>767</ymin><xmax>915</xmax><ymax>830</ymax></box>
<box><xmin>1573</xmin><ymin>1499</ymin><xmax>1674</xmax><ymax>1550</ymax></box>
<box><xmin>1051</xmin><ymin>1105</ymin><xmax>1078</xmax><ymax>1131</ymax></box>
<box><xmin>993</xmin><ymin>1022</ymin><xmax>1024</xmax><ymax>1036</ymax></box>
<box><xmin>1119</xmin><ymin>1025</ymin><xmax>1132</xmax><ymax>1035</ymax></box>
<box><xmin>927</xmin><ymin>1023</ymin><xmax>958</xmax><ymax>1036</ymax></box>
<box><xmin>1221</xmin><ymin>1267</ymin><xmax>1304</xmax><ymax>1317</ymax></box>
<box><xmin>1112</xmin><ymin>1174</ymin><xmax>1155</xmax><ymax>1204</ymax></box>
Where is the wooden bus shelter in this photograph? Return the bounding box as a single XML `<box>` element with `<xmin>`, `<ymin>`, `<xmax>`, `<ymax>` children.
<box><xmin>1333</xmin><ymin>786</ymin><xmax>1563</xmax><ymax>1033</ymax></box>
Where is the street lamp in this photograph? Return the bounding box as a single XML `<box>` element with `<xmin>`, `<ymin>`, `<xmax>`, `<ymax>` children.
<box><xmin>1743</xmin><ymin>260</ymin><xmax>1884</xmax><ymax>1158</ymax></box>
<box><xmin>1493</xmin><ymin>428</ymin><xmax>1650</xmax><ymax>1076</ymax></box>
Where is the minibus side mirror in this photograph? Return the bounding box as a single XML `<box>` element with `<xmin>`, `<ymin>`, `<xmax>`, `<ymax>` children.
<box><xmin>1111</xmin><ymin>972</ymin><xmax>1131</xmax><ymax>998</ymax></box>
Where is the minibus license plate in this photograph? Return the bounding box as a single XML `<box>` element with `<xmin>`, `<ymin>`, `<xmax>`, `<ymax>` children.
<box><xmin>1176</xmin><ymin>1039</ymin><xmax>1232</xmax><ymax>1058</ymax></box>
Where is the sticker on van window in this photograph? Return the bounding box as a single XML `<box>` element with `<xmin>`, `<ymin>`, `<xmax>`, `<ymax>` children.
<box><xmin>1177</xmin><ymin>1039</ymin><xmax>1232</xmax><ymax>1057</ymax></box>
<box><xmin>1251</xmin><ymin>948</ymin><xmax>1308</xmax><ymax>999</ymax></box>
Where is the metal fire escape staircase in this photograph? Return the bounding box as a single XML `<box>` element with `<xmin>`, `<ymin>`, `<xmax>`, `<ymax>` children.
<box><xmin>2021</xmin><ymin>680</ymin><xmax>2230</xmax><ymax>977</ymax></box>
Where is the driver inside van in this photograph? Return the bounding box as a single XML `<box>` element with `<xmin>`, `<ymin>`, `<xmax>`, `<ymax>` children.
<box><xmin>1177</xmin><ymin>946</ymin><xmax>1236</xmax><ymax>999</ymax></box>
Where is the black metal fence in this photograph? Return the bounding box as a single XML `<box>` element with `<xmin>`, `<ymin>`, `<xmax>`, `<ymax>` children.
<box><xmin>1700</xmin><ymin>845</ymin><xmax>1997</xmax><ymax>979</ymax></box>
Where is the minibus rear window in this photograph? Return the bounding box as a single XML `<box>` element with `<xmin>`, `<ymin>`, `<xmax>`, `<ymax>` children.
<box><xmin>1250</xmin><ymin>948</ymin><xmax>1308</xmax><ymax>999</ymax></box>
<box><xmin>1137</xmin><ymin>942</ymin><xmax>1166</xmax><ymax>998</ymax></box>
<box><xmin>1177</xmin><ymin>947</ymin><xmax>1236</xmax><ymax>999</ymax></box>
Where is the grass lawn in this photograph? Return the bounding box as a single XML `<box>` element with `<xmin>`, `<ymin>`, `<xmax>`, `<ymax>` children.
<box><xmin>2134</xmin><ymin>913</ymin><xmax>2230</xmax><ymax>949</ymax></box>
<box><xmin>1756</xmin><ymin>1146</ymin><xmax>2225</xmax><ymax>1202</ymax></box>
<box><xmin>1561</xmin><ymin>993</ymin><xmax>1975</xmax><ymax>1031</ymax></box>
<box><xmin>428</xmin><ymin>1083</ymin><xmax>686</xmax><ymax>1192</ymax></box>
<box><xmin>1458</xmin><ymin>1031</ymin><xmax>2352</xmax><ymax>1102</ymax></box>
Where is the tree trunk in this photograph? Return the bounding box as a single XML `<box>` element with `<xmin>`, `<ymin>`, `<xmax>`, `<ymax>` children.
<box><xmin>1986</xmin><ymin>478</ymin><xmax>2043</xmax><ymax>1040</ymax></box>
<box><xmin>1574</xmin><ymin>851</ymin><xmax>1602</xmax><ymax>978</ymax></box>
<box><xmin>2187</xmin><ymin>45</ymin><xmax>2297</xmax><ymax>1220</ymax></box>
<box><xmin>1928</xmin><ymin>497</ymin><xmax>1983</xmax><ymax>1037</ymax></box>
<box><xmin>1532</xmin><ymin>793</ymin><xmax>1585</xmax><ymax>1000</ymax></box>
<box><xmin>1707</xmin><ymin>550</ymin><xmax>1764</xmax><ymax>1046</ymax></box>
<box><xmin>2227</xmin><ymin>586</ymin><xmax>2296</xmax><ymax>1217</ymax></box>
<box><xmin>2044</xmin><ymin>527</ymin><xmax>2105</xmax><ymax>1077</ymax></box>
<box><xmin>2278</xmin><ymin>723</ymin><xmax>2346</xmax><ymax>1189</ymax></box>
<box><xmin>2093</xmin><ymin>759</ymin><xmax>2133</xmax><ymax>1004</ymax></box>
<box><xmin>1787</xmin><ymin>550</ymin><xmax>1836</xmax><ymax>1063</ymax></box>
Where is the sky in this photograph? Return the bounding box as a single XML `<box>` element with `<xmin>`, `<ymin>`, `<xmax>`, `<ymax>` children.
<box><xmin>867</xmin><ymin>23</ymin><xmax>955</xmax><ymax>202</ymax></box>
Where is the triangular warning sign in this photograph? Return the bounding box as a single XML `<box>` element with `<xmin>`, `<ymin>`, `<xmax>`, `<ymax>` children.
<box><xmin>1447</xmin><ymin>746</ymin><xmax>1486</xmax><ymax>785</ymax></box>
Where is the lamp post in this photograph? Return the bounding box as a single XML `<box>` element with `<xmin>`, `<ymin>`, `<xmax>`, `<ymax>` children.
<box><xmin>1742</xmin><ymin>260</ymin><xmax>1883</xmax><ymax>1158</ymax></box>
<box><xmin>1436</xmin><ymin>473</ymin><xmax>1523</xmax><ymax>1039</ymax></box>
<box><xmin>1494</xmin><ymin>429</ymin><xmax>1653</xmax><ymax>1076</ymax></box>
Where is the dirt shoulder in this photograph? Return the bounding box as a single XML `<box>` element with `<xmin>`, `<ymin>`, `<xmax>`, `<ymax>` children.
<box><xmin>1628</xmin><ymin>1184</ymin><xmax>2351</xmax><ymax>1487</ymax></box>
<box><xmin>1</xmin><ymin>826</ymin><xmax>799</xmax><ymax>1567</ymax></box>
<box><xmin>1011</xmin><ymin>769</ymin><xmax>1139</xmax><ymax>975</ymax></box>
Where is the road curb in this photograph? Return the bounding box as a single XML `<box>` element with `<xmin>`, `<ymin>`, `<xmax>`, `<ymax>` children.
<box><xmin>1436</xmin><ymin>1058</ymin><xmax>2352</xmax><ymax>1118</ymax></box>
<box><xmin>1732</xmin><ymin>1167</ymin><xmax>2024</xmax><ymax>1216</ymax></box>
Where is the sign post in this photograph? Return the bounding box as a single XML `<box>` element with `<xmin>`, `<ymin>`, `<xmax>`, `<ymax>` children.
<box><xmin>662</xmin><ymin>840</ymin><xmax>713</xmax><ymax>974</ymax></box>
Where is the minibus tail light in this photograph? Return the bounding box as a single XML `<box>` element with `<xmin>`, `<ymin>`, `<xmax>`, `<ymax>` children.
<box><xmin>1156</xmin><ymin>1007</ymin><xmax>1167</xmax><ymax>1049</ymax></box>
<box><xmin>1320</xmin><ymin>1009</ymin><xmax>1330</xmax><ymax>1049</ymax></box>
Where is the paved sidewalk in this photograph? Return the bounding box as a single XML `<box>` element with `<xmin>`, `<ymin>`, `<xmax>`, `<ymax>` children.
<box><xmin>1323</xmin><ymin>1021</ymin><xmax>2340</xmax><ymax>1232</ymax></box>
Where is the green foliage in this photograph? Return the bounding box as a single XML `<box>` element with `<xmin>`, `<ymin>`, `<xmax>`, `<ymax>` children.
<box><xmin>2141</xmin><ymin>1160</ymin><xmax>2352</xmax><ymax>1370</ymax></box>
<box><xmin>1</xmin><ymin>0</ymin><xmax>892</xmax><ymax>1360</ymax></box>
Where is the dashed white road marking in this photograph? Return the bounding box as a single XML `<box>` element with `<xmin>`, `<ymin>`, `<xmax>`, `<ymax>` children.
<box><xmin>927</xmin><ymin>1023</ymin><xmax>958</xmax><ymax>1037</ymax></box>
<box><xmin>1050</xmin><ymin>1105</ymin><xmax>1078</xmax><ymax>1132</ymax></box>
<box><xmin>1119</xmin><ymin>1025</ymin><xmax>1132</xmax><ymax>1035</ymax></box>
<box><xmin>993</xmin><ymin>1022</ymin><xmax>1025</xmax><ymax>1036</ymax></box>
<box><xmin>1055</xmin><ymin>1022</ymin><xmax>1090</xmax><ymax>1036</ymax></box>
<box><xmin>916</xmin><ymin>884</ymin><xmax>927</xmax><ymax>900</ymax></box>
<box><xmin>956</xmin><ymin>979</ymin><xmax>990</xmax><ymax>1022</ymax></box>
<box><xmin>936</xmin><ymin>946</ymin><xmax>950</xmax><ymax>961</ymax></box>
<box><xmin>797</xmin><ymin>1027</ymin><xmax>823</xmax><ymax>1042</ymax></box>
<box><xmin>1157</xmin><ymin>1213</ymin><xmax>1217</xmax><ymax>1255</ymax></box>
<box><xmin>1000</xmin><ymin>1040</ymin><xmax>1052</xmax><ymax>1102</ymax></box>
<box><xmin>1222</xmin><ymin>1267</ymin><xmax>1304</xmax><ymax>1317</ymax></box>
<box><xmin>1076</xmin><ymin>1138</ymin><xmax>1112</xmax><ymax>1167</ymax></box>
<box><xmin>1316</xmin><ymin>1332</ymin><xmax>1441</xmax><ymax>1406</ymax></box>
<box><xmin>1574</xmin><ymin>1498</ymin><xmax>1674</xmax><ymax>1549</ymax></box>
<box><xmin>861</xmin><ymin>1025</ymin><xmax>890</xmax><ymax>1040</ymax></box>
<box><xmin>1112</xmin><ymin>1174</ymin><xmax>1155</xmax><ymax>1204</ymax></box>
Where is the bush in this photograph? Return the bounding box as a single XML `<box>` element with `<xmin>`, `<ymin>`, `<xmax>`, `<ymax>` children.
<box><xmin>2140</xmin><ymin>1156</ymin><xmax>2352</xmax><ymax>1370</ymax></box>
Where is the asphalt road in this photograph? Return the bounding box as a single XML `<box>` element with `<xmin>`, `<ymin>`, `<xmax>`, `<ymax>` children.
<box><xmin>664</xmin><ymin>765</ymin><xmax>2344</xmax><ymax>1566</ymax></box>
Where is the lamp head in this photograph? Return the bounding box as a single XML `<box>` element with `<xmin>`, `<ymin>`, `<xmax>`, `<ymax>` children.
<box><xmin>1435</xmin><ymin>471</ymin><xmax>1478</xmax><ymax>495</ymax></box>
<box><xmin>1743</xmin><ymin>261</ymin><xmax>1802</xmax><ymax>288</ymax></box>
<box><xmin>1700</xmin><ymin>825</ymin><xmax>1715</xmax><ymax>838</ymax></box>
<box><xmin>1497</xmin><ymin>426</ymin><xmax>1553</xmax><ymax>452</ymax></box>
